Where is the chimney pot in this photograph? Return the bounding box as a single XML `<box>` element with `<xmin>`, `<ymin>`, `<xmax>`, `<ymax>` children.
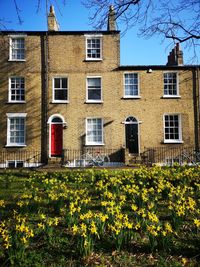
<box><xmin>48</xmin><ymin>5</ymin><xmax>59</xmax><ymax>31</ymax></box>
<box><xmin>107</xmin><ymin>5</ymin><xmax>116</xmax><ymax>31</ymax></box>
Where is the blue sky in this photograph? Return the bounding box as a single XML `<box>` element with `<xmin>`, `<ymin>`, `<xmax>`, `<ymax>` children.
<box><xmin>0</xmin><ymin>0</ymin><xmax>198</xmax><ymax>65</ymax></box>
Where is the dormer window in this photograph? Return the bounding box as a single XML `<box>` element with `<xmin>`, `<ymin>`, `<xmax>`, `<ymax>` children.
<box><xmin>9</xmin><ymin>36</ymin><xmax>25</xmax><ymax>61</ymax></box>
<box><xmin>85</xmin><ymin>35</ymin><xmax>102</xmax><ymax>60</ymax></box>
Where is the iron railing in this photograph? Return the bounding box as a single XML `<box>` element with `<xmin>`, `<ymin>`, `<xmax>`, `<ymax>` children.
<box><xmin>142</xmin><ymin>146</ymin><xmax>199</xmax><ymax>165</ymax></box>
<box><xmin>62</xmin><ymin>148</ymin><xmax>124</xmax><ymax>166</ymax></box>
<box><xmin>0</xmin><ymin>150</ymin><xmax>42</xmax><ymax>168</ymax></box>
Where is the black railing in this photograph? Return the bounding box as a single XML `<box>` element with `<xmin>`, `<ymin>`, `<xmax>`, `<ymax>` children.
<box><xmin>62</xmin><ymin>148</ymin><xmax>124</xmax><ymax>164</ymax></box>
<box><xmin>142</xmin><ymin>146</ymin><xmax>198</xmax><ymax>165</ymax></box>
<box><xmin>0</xmin><ymin>150</ymin><xmax>42</xmax><ymax>168</ymax></box>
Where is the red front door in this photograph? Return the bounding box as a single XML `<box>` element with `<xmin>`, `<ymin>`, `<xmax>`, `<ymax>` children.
<box><xmin>51</xmin><ymin>124</ymin><xmax>63</xmax><ymax>156</ymax></box>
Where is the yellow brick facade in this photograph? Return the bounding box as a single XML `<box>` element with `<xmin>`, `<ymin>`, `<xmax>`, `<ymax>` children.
<box><xmin>0</xmin><ymin>30</ymin><xmax>199</xmax><ymax>166</ymax></box>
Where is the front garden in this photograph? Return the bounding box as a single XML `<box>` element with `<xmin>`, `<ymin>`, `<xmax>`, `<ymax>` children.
<box><xmin>0</xmin><ymin>166</ymin><xmax>199</xmax><ymax>266</ymax></box>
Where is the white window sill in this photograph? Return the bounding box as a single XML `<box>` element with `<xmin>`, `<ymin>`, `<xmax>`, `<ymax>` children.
<box><xmin>86</xmin><ymin>100</ymin><xmax>103</xmax><ymax>104</ymax></box>
<box><xmin>122</xmin><ymin>96</ymin><xmax>141</xmax><ymax>99</ymax></box>
<box><xmin>5</xmin><ymin>144</ymin><xmax>26</xmax><ymax>147</ymax></box>
<box><xmin>7</xmin><ymin>101</ymin><xmax>26</xmax><ymax>104</ymax></box>
<box><xmin>86</xmin><ymin>143</ymin><xmax>105</xmax><ymax>146</ymax></box>
<box><xmin>85</xmin><ymin>58</ymin><xmax>102</xmax><ymax>62</ymax></box>
<box><xmin>162</xmin><ymin>95</ymin><xmax>181</xmax><ymax>99</ymax></box>
<box><xmin>51</xmin><ymin>100</ymin><xmax>69</xmax><ymax>104</ymax></box>
<box><xmin>163</xmin><ymin>140</ymin><xmax>183</xmax><ymax>144</ymax></box>
<box><xmin>8</xmin><ymin>59</ymin><xmax>26</xmax><ymax>62</ymax></box>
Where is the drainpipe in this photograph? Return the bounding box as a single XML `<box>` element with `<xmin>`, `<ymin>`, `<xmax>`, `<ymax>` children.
<box><xmin>193</xmin><ymin>68</ymin><xmax>199</xmax><ymax>152</ymax></box>
<box><xmin>197</xmin><ymin>67</ymin><xmax>200</xmax><ymax>151</ymax></box>
<box><xmin>40</xmin><ymin>33</ymin><xmax>49</xmax><ymax>165</ymax></box>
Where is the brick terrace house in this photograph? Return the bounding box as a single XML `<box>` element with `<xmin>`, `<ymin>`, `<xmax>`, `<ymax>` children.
<box><xmin>0</xmin><ymin>6</ymin><xmax>200</xmax><ymax>167</ymax></box>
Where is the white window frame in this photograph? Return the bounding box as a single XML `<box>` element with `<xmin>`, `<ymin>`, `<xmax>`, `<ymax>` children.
<box><xmin>9</xmin><ymin>35</ymin><xmax>26</xmax><ymax>61</ymax></box>
<box><xmin>123</xmin><ymin>72</ymin><xmax>141</xmax><ymax>98</ymax></box>
<box><xmin>85</xmin><ymin>34</ymin><xmax>102</xmax><ymax>61</ymax></box>
<box><xmin>86</xmin><ymin>118</ymin><xmax>104</xmax><ymax>146</ymax></box>
<box><xmin>6</xmin><ymin>160</ymin><xmax>24</xmax><ymax>168</ymax></box>
<box><xmin>6</xmin><ymin>113</ymin><xmax>27</xmax><ymax>147</ymax></box>
<box><xmin>163</xmin><ymin>72</ymin><xmax>180</xmax><ymax>98</ymax></box>
<box><xmin>52</xmin><ymin>77</ymin><xmax>69</xmax><ymax>103</ymax></box>
<box><xmin>8</xmin><ymin>76</ymin><xmax>25</xmax><ymax>103</ymax></box>
<box><xmin>86</xmin><ymin>76</ymin><xmax>103</xmax><ymax>103</ymax></box>
<box><xmin>163</xmin><ymin>113</ymin><xmax>183</xmax><ymax>143</ymax></box>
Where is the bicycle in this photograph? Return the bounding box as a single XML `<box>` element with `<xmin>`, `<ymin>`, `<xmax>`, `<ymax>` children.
<box><xmin>81</xmin><ymin>151</ymin><xmax>110</xmax><ymax>167</ymax></box>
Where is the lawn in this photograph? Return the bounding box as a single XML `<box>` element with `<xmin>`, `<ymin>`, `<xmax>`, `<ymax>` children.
<box><xmin>0</xmin><ymin>166</ymin><xmax>199</xmax><ymax>266</ymax></box>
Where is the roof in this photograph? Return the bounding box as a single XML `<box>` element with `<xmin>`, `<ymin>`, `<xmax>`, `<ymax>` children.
<box><xmin>118</xmin><ymin>65</ymin><xmax>200</xmax><ymax>70</ymax></box>
<box><xmin>0</xmin><ymin>30</ymin><xmax>120</xmax><ymax>36</ymax></box>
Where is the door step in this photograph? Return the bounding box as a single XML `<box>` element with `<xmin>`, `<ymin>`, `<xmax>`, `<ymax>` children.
<box><xmin>126</xmin><ymin>155</ymin><xmax>142</xmax><ymax>166</ymax></box>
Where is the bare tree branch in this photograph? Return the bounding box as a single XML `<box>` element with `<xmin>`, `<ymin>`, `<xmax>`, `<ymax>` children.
<box><xmin>13</xmin><ymin>0</ymin><xmax>23</xmax><ymax>24</ymax></box>
<box><xmin>84</xmin><ymin>0</ymin><xmax>200</xmax><ymax>61</ymax></box>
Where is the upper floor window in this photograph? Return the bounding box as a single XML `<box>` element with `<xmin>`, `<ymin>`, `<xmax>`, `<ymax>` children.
<box><xmin>53</xmin><ymin>77</ymin><xmax>68</xmax><ymax>103</ymax></box>
<box><xmin>164</xmin><ymin>114</ymin><xmax>183</xmax><ymax>143</ymax></box>
<box><xmin>87</xmin><ymin>77</ymin><xmax>102</xmax><ymax>102</ymax></box>
<box><xmin>9</xmin><ymin>36</ymin><xmax>25</xmax><ymax>61</ymax></box>
<box><xmin>163</xmin><ymin>72</ymin><xmax>179</xmax><ymax>97</ymax></box>
<box><xmin>86</xmin><ymin>118</ymin><xmax>104</xmax><ymax>145</ymax></box>
<box><xmin>6</xmin><ymin>113</ymin><xmax>27</xmax><ymax>147</ymax></box>
<box><xmin>9</xmin><ymin>77</ymin><xmax>25</xmax><ymax>102</ymax></box>
<box><xmin>85</xmin><ymin>35</ymin><xmax>102</xmax><ymax>60</ymax></box>
<box><xmin>124</xmin><ymin>73</ymin><xmax>140</xmax><ymax>98</ymax></box>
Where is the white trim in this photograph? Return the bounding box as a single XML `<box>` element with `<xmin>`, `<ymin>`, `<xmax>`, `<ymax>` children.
<box><xmin>9</xmin><ymin>36</ymin><xmax>25</xmax><ymax>61</ymax></box>
<box><xmin>6</xmin><ymin>113</ymin><xmax>27</xmax><ymax>147</ymax></box>
<box><xmin>124</xmin><ymin>116</ymin><xmax>141</xmax><ymax>154</ymax></box>
<box><xmin>163</xmin><ymin>113</ymin><xmax>183</xmax><ymax>143</ymax></box>
<box><xmin>84</xmin><ymin>34</ymin><xmax>103</xmax><ymax>37</ymax></box>
<box><xmin>52</xmin><ymin>77</ymin><xmax>69</xmax><ymax>102</ymax></box>
<box><xmin>163</xmin><ymin>140</ymin><xmax>184</xmax><ymax>144</ymax></box>
<box><xmin>48</xmin><ymin>114</ymin><xmax>65</xmax><ymax>158</ymax></box>
<box><xmin>85</xmin><ymin>117</ymin><xmax>104</xmax><ymax>146</ymax></box>
<box><xmin>85</xmin><ymin>35</ymin><xmax>102</xmax><ymax>61</ymax></box>
<box><xmin>122</xmin><ymin>96</ymin><xmax>141</xmax><ymax>99</ymax></box>
<box><xmin>8</xmin><ymin>34</ymin><xmax>27</xmax><ymax>38</ymax></box>
<box><xmin>6</xmin><ymin>113</ymin><xmax>27</xmax><ymax>117</ymax></box>
<box><xmin>86</xmin><ymin>76</ymin><xmax>103</xmax><ymax>103</ymax></box>
<box><xmin>47</xmin><ymin>114</ymin><xmax>66</xmax><ymax>124</ymax></box>
<box><xmin>8</xmin><ymin>76</ymin><xmax>25</xmax><ymax>103</ymax></box>
<box><xmin>163</xmin><ymin>71</ymin><xmax>180</xmax><ymax>97</ymax></box>
<box><xmin>123</xmin><ymin>72</ymin><xmax>140</xmax><ymax>98</ymax></box>
<box><xmin>162</xmin><ymin>95</ymin><xmax>181</xmax><ymax>99</ymax></box>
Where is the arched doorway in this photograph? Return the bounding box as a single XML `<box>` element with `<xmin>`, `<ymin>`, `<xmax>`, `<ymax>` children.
<box><xmin>125</xmin><ymin>116</ymin><xmax>139</xmax><ymax>154</ymax></box>
<box><xmin>48</xmin><ymin>115</ymin><xmax>66</xmax><ymax>157</ymax></box>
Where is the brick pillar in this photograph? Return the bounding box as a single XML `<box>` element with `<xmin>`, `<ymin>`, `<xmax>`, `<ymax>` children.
<box><xmin>107</xmin><ymin>5</ymin><xmax>116</xmax><ymax>31</ymax></box>
<box><xmin>48</xmin><ymin>5</ymin><xmax>59</xmax><ymax>31</ymax></box>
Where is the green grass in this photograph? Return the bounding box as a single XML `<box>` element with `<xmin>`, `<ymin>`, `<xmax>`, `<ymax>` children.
<box><xmin>0</xmin><ymin>167</ymin><xmax>199</xmax><ymax>266</ymax></box>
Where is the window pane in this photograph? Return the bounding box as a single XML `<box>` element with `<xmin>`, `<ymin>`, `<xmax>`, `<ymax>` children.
<box><xmin>87</xmin><ymin>78</ymin><xmax>101</xmax><ymax>100</ymax></box>
<box><xmin>54</xmin><ymin>78</ymin><xmax>60</xmax><ymax>88</ymax></box>
<box><xmin>87</xmin><ymin>118</ymin><xmax>103</xmax><ymax>144</ymax></box>
<box><xmin>9</xmin><ymin>77</ymin><xmax>25</xmax><ymax>101</ymax></box>
<box><xmin>124</xmin><ymin>73</ymin><xmax>139</xmax><ymax>96</ymax></box>
<box><xmin>55</xmin><ymin>89</ymin><xmax>68</xmax><ymax>100</ymax></box>
<box><xmin>9</xmin><ymin>117</ymin><xmax>25</xmax><ymax>145</ymax></box>
<box><xmin>87</xmin><ymin>38</ymin><xmax>101</xmax><ymax>59</ymax></box>
<box><xmin>11</xmin><ymin>38</ymin><xmax>25</xmax><ymax>60</ymax></box>
<box><xmin>62</xmin><ymin>78</ymin><xmax>67</xmax><ymax>88</ymax></box>
<box><xmin>163</xmin><ymin>73</ymin><xmax>177</xmax><ymax>95</ymax></box>
<box><xmin>164</xmin><ymin>114</ymin><xmax>180</xmax><ymax>141</ymax></box>
<box><xmin>53</xmin><ymin>78</ymin><xmax>68</xmax><ymax>101</ymax></box>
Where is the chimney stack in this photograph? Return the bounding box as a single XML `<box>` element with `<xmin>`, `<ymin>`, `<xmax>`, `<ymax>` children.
<box><xmin>167</xmin><ymin>43</ymin><xmax>183</xmax><ymax>66</ymax></box>
<box><xmin>48</xmin><ymin>5</ymin><xmax>59</xmax><ymax>31</ymax></box>
<box><xmin>107</xmin><ymin>5</ymin><xmax>116</xmax><ymax>31</ymax></box>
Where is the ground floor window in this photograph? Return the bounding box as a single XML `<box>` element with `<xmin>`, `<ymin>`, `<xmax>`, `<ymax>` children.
<box><xmin>86</xmin><ymin>118</ymin><xmax>103</xmax><ymax>145</ymax></box>
<box><xmin>6</xmin><ymin>113</ymin><xmax>27</xmax><ymax>146</ymax></box>
<box><xmin>164</xmin><ymin>114</ymin><xmax>182</xmax><ymax>143</ymax></box>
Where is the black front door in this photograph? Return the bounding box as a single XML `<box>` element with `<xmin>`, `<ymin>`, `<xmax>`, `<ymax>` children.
<box><xmin>126</xmin><ymin>124</ymin><xmax>139</xmax><ymax>154</ymax></box>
